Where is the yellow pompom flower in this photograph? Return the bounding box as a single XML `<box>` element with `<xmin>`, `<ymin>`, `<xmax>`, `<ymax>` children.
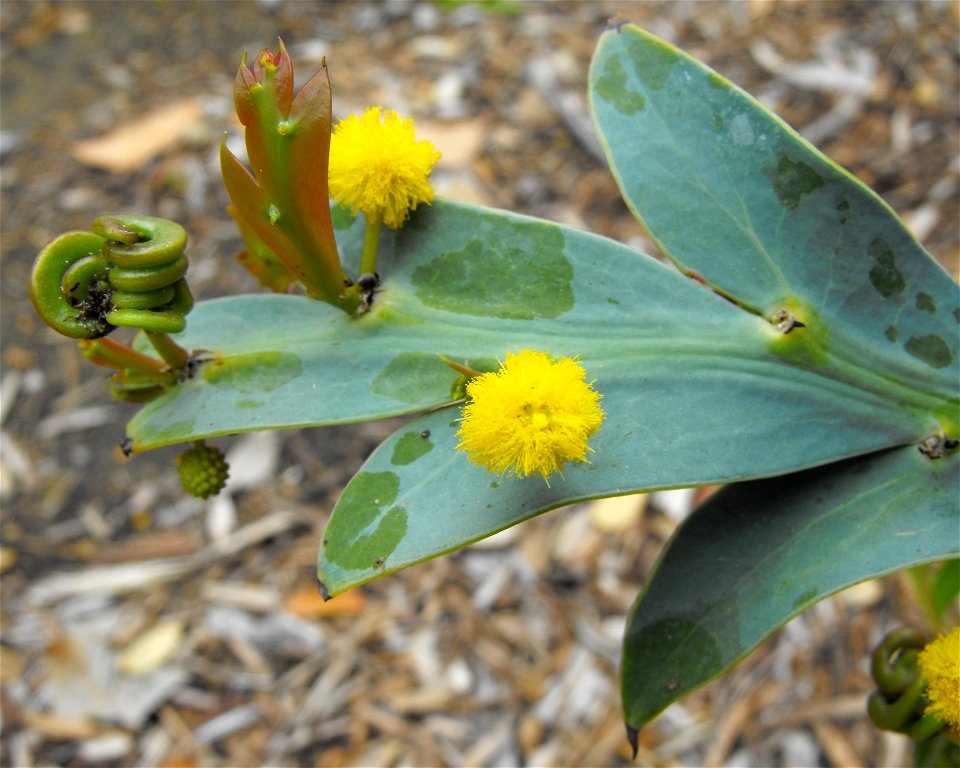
<box><xmin>918</xmin><ymin>626</ymin><xmax>960</xmax><ymax>729</ymax></box>
<box><xmin>456</xmin><ymin>350</ymin><xmax>604</xmax><ymax>481</ymax></box>
<box><xmin>328</xmin><ymin>107</ymin><xmax>440</xmax><ymax>229</ymax></box>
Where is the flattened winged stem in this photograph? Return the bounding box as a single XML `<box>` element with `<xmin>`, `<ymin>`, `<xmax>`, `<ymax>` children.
<box><xmin>229</xmin><ymin>204</ymin><xmax>297</xmax><ymax>292</ymax></box>
<box><xmin>223</xmin><ymin>41</ymin><xmax>359</xmax><ymax>312</ymax></box>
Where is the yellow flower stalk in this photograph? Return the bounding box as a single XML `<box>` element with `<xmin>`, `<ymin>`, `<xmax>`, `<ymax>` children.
<box><xmin>918</xmin><ymin>626</ymin><xmax>960</xmax><ymax>730</ymax></box>
<box><xmin>456</xmin><ymin>350</ymin><xmax>604</xmax><ymax>481</ymax></box>
<box><xmin>329</xmin><ymin>107</ymin><xmax>440</xmax><ymax>230</ymax></box>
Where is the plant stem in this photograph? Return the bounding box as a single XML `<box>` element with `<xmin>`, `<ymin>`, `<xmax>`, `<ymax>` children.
<box><xmin>145</xmin><ymin>331</ymin><xmax>190</xmax><ymax>370</ymax></box>
<box><xmin>907</xmin><ymin>565</ymin><xmax>939</xmax><ymax>630</ymax></box>
<box><xmin>438</xmin><ymin>355</ymin><xmax>483</xmax><ymax>378</ymax></box>
<box><xmin>359</xmin><ymin>212</ymin><xmax>382</xmax><ymax>277</ymax></box>
<box><xmin>79</xmin><ymin>337</ymin><xmax>168</xmax><ymax>373</ymax></box>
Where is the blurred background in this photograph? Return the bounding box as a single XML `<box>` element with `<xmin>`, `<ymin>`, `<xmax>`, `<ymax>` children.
<box><xmin>1</xmin><ymin>1</ymin><xmax>957</xmax><ymax>765</ymax></box>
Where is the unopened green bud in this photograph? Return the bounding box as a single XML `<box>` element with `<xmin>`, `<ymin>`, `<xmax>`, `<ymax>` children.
<box><xmin>177</xmin><ymin>443</ymin><xmax>229</xmax><ymax>499</ymax></box>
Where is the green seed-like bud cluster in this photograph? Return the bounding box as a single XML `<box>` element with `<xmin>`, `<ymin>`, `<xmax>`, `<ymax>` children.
<box><xmin>177</xmin><ymin>444</ymin><xmax>229</xmax><ymax>499</ymax></box>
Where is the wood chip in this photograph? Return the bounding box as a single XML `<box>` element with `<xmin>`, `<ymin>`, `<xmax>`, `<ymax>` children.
<box><xmin>283</xmin><ymin>585</ymin><xmax>366</xmax><ymax>618</ymax></box>
<box><xmin>352</xmin><ymin>701</ymin><xmax>410</xmax><ymax>740</ymax></box>
<box><xmin>116</xmin><ymin>620</ymin><xmax>185</xmax><ymax>676</ymax></box>
<box><xmin>95</xmin><ymin>530</ymin><xmax>203</xmax><ymax>564</ymax></box>
<box><xmin>36</xmin><ymin>405</ymin><xmax>117</xmax><ymax>439</ymax></box>
<box><xmin>0</xmin><ymin>645</ymin><xmax>27</xmax><ymax>684</ymax></box>
<box><xmin>26</xmin><ymin>557</ymin><xmax>195</xmax><ymax>605</ymax></box>
<box><xmin>812</xmin><ymin>721</ymin><xmax>864</xmax><ymax>768</ymax></box>
<box><xmin>587</xmin><ymin>493</ymin><xmax>647</xmax><ymax>533</ymax></box>
<box><xmin>193</xmin><ymin>703</ymin><xmax>262</xmax><ymax>746</ymax></box>
<box><xmin>416</xmin><ymin>119</ymin><xmax>487</xmax><ymax>169</ymax></box>
<box><xmin>202</xmin><ymin>606</ymin><xmax>325</xmax><ymax>655</ymax></box>
<box><xmin>0</xmin><ymin>546</ymin><xmax>17</xmax><ymax>574</ymax></box>
<box><xmin>388</xmin><ymin>687</ymin><xmax>454</xmax><ymax>714</ymax></box>
<box><xmin>201</xmin><ymin>581</ymin><xmax>280</xmax><ymax>613</ymax></box>
<box><xmin>72</xmin><ymin>98</ymin><xmax>204</xmax><ymax>173</ymax></box>
<box><xmin>757</xmin><ymin>692</ymin><xmax>873</xmax><ymax>729</ymax></box>
<box><xmin>706</xmin><ymin>681</ymin><xmax>785</xmax><ymax>767</ymax></box>
<box><xmin>837</xmin><ymin>579</ymin><xmax>885</xmax><ymax>609</ymax></box>
<box><xmin>27</xmin><ymin>511</ymin><xmax>310</xmax><ymax>605</ymax></box>
<box><xmin>78</xmin><ymin>732</ymin><xmax>134</xmax><ymax>762</ymax></box>
<box><xmin>16</xmin><ymin>709</ymin><xmax>103</xmax><ymax>740</ymax></box>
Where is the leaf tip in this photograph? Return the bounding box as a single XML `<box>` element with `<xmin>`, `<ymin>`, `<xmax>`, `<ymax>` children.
<box><xmin>625</xmin><ymin>722</ymin><xmax>639</xmax><ymax>759</ymax></box>
<box><xmin>606</xmin><ymin>15</ymin><xmax>630</xmax><ymax>34</ymax></box>
<box><xmin>316</xmin><ymin>577</ymin><xmax>331</xmax><ymax>602</ymax></box>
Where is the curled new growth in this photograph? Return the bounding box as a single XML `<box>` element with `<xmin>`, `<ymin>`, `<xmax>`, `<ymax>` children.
<box><xmin>30</xmin><ymin>215</ymin><xmax>194</xmax><ymax>339</ymax></box>
<box><xmin>867</xmin><ymin>627</ymin><xmax>948</xmax><ymax>740</ymax></box>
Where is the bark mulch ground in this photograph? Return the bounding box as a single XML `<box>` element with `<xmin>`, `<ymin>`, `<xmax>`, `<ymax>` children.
<box><xmin>1</xmin><ymin>2</ymin><xmax>957</xmax><ymax>766</ymax></box>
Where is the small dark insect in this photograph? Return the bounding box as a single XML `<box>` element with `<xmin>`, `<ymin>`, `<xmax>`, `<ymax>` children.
<box><xmin>181</xmin><ymin>350</ymin><xmax>214</xmax><ymax>382</ymax></box>
<box><xmin>356</xmin><ymin>272</ymin><xmax>379</xmax><ymax>292</ymax></box>
<box><xmin>374</xmin><ymin>556</ymin><xmax>386</xmax><ymax>569</ymax></box>
<box><xmin>119</xmin><ymin>437</ymin><xmax>133</xmax><ymax>457</ymax></box>
<box><xmin>357</xmin><ymin>272</ymin><xmax>381</xmax><ymax>313</ymax></box>
<box><xmin>420</xmin><ymin>430</ymin><xmax>431</xmax><ymax>439</ymax></box>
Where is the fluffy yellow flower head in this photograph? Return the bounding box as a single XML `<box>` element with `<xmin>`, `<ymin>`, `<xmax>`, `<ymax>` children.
<box><xmin>456</xmin><ymin>350</ymin><xmax>604</xmax><ymax>481</ymax></box>
<box><xmin>918</xmin><ymin>626</ymin><xmax>960</xmax><ymax>729</ymax></box>
<box><xmin>328</xmin><ymin>107</ymin><xmax>440</xmax><ymax>228</ymax></box>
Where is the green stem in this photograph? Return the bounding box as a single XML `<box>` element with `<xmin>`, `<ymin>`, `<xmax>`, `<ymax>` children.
<box><xmin>79</xmin><ymin>337</ymin><xmax>168</xmax><ymax>373</ymax></box>
<box><xmin>910</xmin><ymin>712</ymin><xmax>946</xmax><ymax>741</ymax></box>
<box><xmin>359</xmin><ymin>212</ymin><xmax>382</xmax><ymax>277</ymax></box>
<box><xmin>145</xmin><ymin>331</ymin><xmax>190</xmax><ymax>370</ymax></box>
<box><xmin>908</xmin><ymin>565</ymin><xmax>940</xmax><ymax>630</ymax></box>
<box><xmin>867</xmin><ymin>675</ymin><xmax>927</xmax><ymax>731</ymax></box>
<box><xmin>438</xmin><ymin>355</ymin><xmax>483</xmax><ymax>378</ymax></box>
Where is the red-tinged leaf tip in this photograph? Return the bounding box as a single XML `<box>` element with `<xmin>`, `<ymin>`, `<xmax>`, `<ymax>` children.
<box><xmin>317</xmin><ymin>578</ymin><xmax>331</xmax><ymax>601</ymax></box>
<box><xmin>289</xmin><ymin>65</ymin><xmax>332</xmax><ymax>127</ymax></box>
<box><xmin>238</xmin><ymin>63</ymin><xmax>257</xmax><ymax>89</ymax></box>
<box><xmin>246</xmin><ymin>40</ymin><xmax>294</xmax><ymax>118</ymax></box>
<box><xmin>273</xmin><ymin>39</ymin><xmax>294</xmax><ymax>116</ymax></box>
<box><xmin>237</xmin><ymin>50</ymin><xmax>249</xmax><ymax>75</ymax></box>
<box><xmin>253</xmin><ymin>47</ymin><xmax>279</xmax><ymax>77</ymax></box>
<box><xmin>625</xmin><ymin>723</ymin><xmax>639</xmax><ymax>759</ymax></box>
<box><xmin>234</xmin><ymin>54</ymin><xmax>258</xmax><ymax>126</ymax></box>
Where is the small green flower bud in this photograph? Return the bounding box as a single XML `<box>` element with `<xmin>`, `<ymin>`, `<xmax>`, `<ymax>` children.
<box><xmin>177</xmin><ymin>443</ymin><xmax>229</xmax><ymax>499</ymax></box>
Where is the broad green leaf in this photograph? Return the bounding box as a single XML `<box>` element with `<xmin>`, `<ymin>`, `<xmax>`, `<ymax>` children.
<box><xmin>620</xmin><ymin>445</ymin><xmax>959</xmax><ymax>732</ymax></box>
<box><xmin>129</xmin><ymin>200</ymin><xmax>942</xmax><ymax>453</ymax></box>
<box><xmin>589</xmin><ymin>24</ymin><xmax>958</xmax><ymax>424</ymax></box>
<box><xmin>316</xmin><ymin>389</ymin><xmax>945</xmax><ymax>596</ymax></box>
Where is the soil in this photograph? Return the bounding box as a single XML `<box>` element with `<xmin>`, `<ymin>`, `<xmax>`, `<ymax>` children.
<box><xmin>1</xmin><ymin>1</ymin><xmax>957</xmax><ymax>766</ymax></box>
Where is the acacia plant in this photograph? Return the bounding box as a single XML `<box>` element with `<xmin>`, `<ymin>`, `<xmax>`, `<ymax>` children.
<box><xmin>29</xmin><ymin>25</ymin><xmax>958</xmax><ymax>750</ymax></box>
